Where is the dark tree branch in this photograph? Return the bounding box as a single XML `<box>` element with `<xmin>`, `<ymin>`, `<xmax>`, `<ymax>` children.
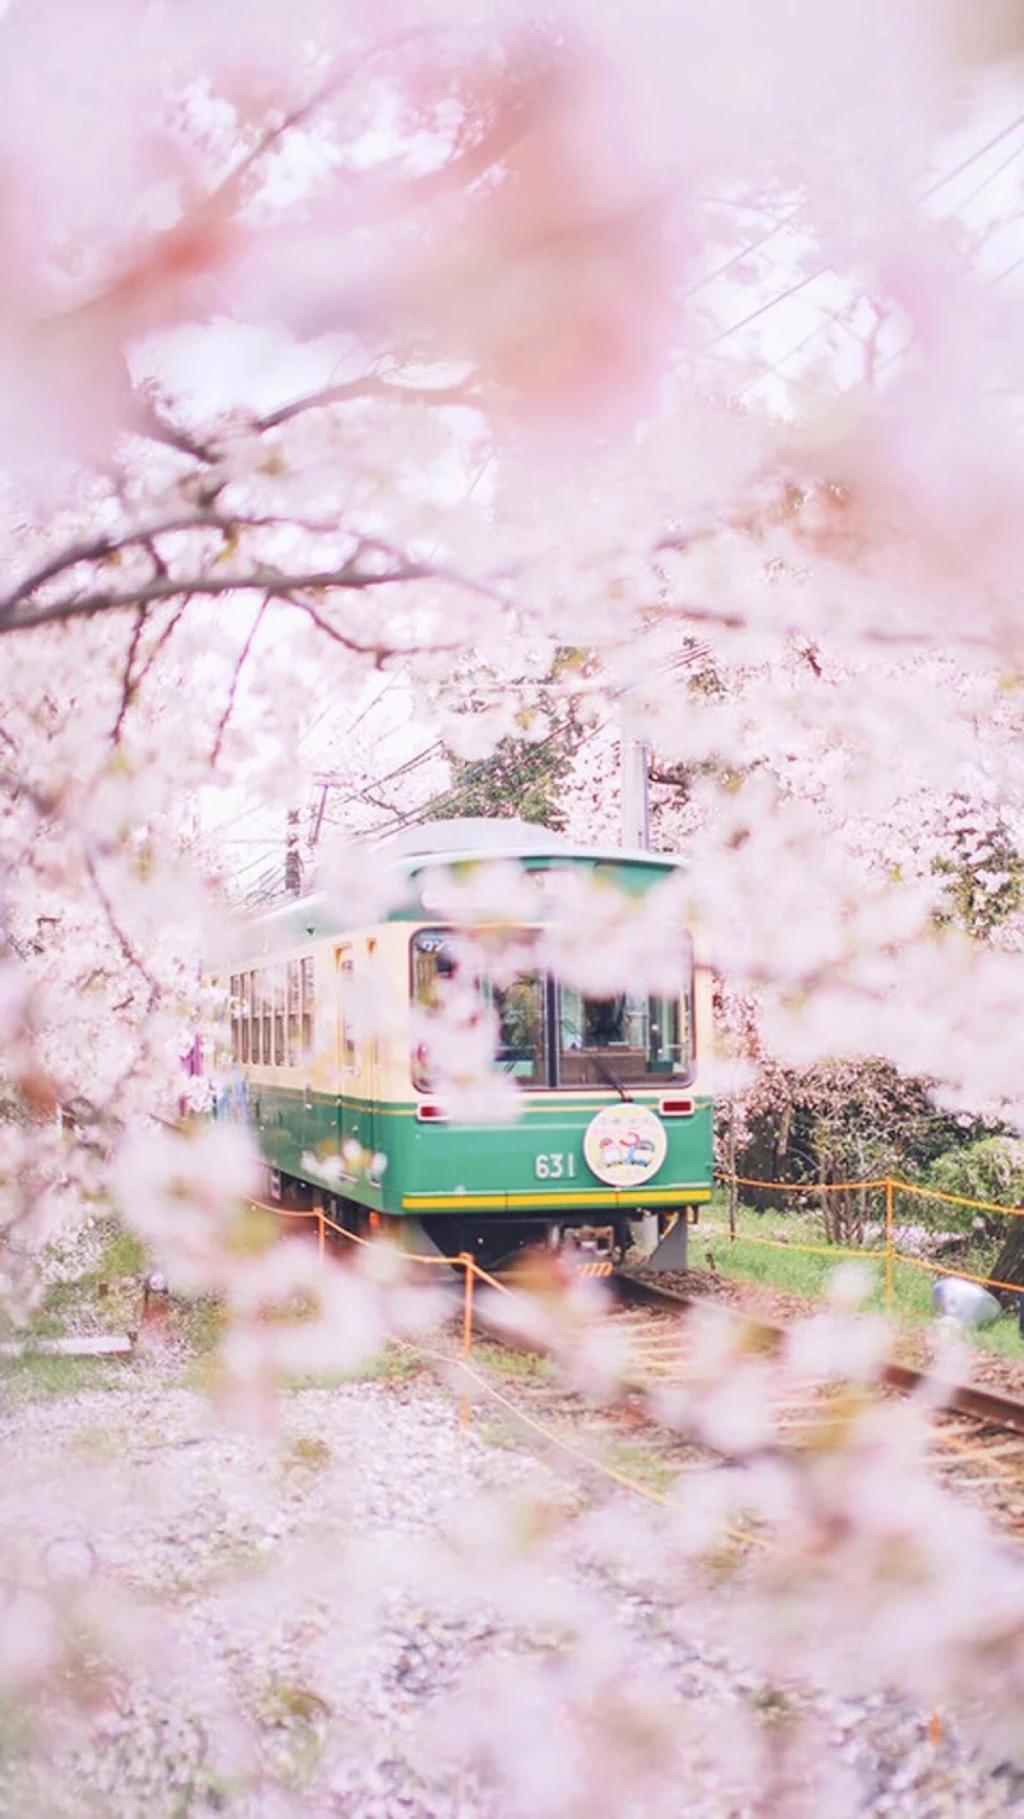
<box><xmin>0</xmin><ymin>524</ymin><xmax>513</xmax><ymax>635</ymax></box>
<box><xmin>256</xmin><ymin>375</ymin><xmax>481</xmax><ymax>432</ymax></box>
<box><xmin>111</xmin><ymin>606</ymin><xmax>149</xmax><ymax>743</ymax></box>
<box><xmin>85</xmin><ymin>852</ymin><xmax>160</xmax><ymax>1014</ymax></box>
<box><xmin>274</xmin><ymin>587</ymin><xmax>461</xmax><ymax>665</ymax></box>
<box><xmin>132</xmin><ymin>598</ymin><xmax>191</xmax><ymax>692</ymax></box>
<box><xmin>130</xmin><ymin>395</ymin><xmax>216</xmax><ymax>465</ymax></box>
<box><xmin>0</xmin><ymin>561</ymin><xmax>429</xmax><ymax>635</ymax></box>
<box><xmin>2</xmin><ymin>508</ymin><xmax>349</xmax><ymax>617</ymax></box>
<box><xmin>211</xmin><ymin>594</ymin><xmax>271</xmax><ymax>769</ymax></box>
<box><xmin>142</xmin><ymin>534</ymin><xmax>170</xmax><ymax>580</ymax></box>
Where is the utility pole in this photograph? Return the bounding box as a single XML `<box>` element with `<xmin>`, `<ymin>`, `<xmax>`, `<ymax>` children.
<box><xmin>620</xmin><ymin>737</ymin><xmax>651</xmax><ymax>850</ymax></box>
<box><xmin>284</xmin><ymin>808</ymin><xmax>303</xmax><ymax>896</ymax></box>
<box><xmin>309</xmin><ymin>782</ymin><xmax>329</xmax><ymax>849</ymax></box>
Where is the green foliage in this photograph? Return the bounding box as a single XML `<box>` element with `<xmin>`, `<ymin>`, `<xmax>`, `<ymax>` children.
<box><xmin>428</xmin><ymin>727</ymin><xmax>578</xmax><ymax>830</ymax></box>
<box><xmin>927</xmin><ymin>1138</ymin><xmax>1024</xmax><ymax>1278</ymax></box>
<box><xmin>601</xmin><ymin>1438</ymin><xmax>678</xmax><ymax>1494</ymax></box>
<box><xmin>30</xmin><ymin>1219</ymin><xmax>145</xmax><ymax>1344</ymax></box>
<box><xmin>928</xmin><ymin>1136</ymin><xmax>1024</xmax><ymax>1211</ymax></box>
<box><xmin>932</xmin><ymin>794</ymin><xmax>1024</xmax><ymax>938</ymax></box>
<box><xmin>734</xmin><ymin>1057</ymin><xmax>993</xmax><ymax>1204</ymax></box>
<box><xmin>426</xmin><ymin>650</ymin><xmax>587</xmax><ymax>830</ymax></box>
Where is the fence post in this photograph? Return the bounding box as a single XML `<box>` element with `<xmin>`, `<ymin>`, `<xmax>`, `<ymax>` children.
<box><xmin>885</xmin><ymin>1178</ymin><xmax>894</xmax><ymax>1315</ymax></box>
<box><xmin>459</xmin><ymin>1253</ymin><xmax>475</xmax><ymax>1434</ymax></box>
<box><xmin>317</xmin><ymin>1212</ymin><xmax>325</xmax><ymax>1262</ymax></box>
<box><xmin>727</xmin><ymin>1103</ymin><xmax>738</xmax><ymax>1243</ymax></box>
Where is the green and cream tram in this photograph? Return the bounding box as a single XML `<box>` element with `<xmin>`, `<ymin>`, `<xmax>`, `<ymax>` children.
<box><xmin>215</xmin><ymin>819</ymin><xmax>712</xmax><ymax>1268</ymax></box>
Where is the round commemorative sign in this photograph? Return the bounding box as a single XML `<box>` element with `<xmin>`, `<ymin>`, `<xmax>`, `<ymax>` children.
<box><xmin>583</xmin><ymin>1104</ymin><xmax>667</xmax><ymax>1189</ymax></box>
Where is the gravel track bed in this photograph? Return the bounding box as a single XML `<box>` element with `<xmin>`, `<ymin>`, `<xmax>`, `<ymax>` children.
<box><xmin>0</xmin><ymin>1364</ymin><xmax>1021</xmax><ymax>1816</ymax></box>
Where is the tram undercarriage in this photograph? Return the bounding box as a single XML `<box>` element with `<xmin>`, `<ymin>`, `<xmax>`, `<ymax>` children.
<box><xmin>264</xmin><ymin>1168</ymin><xmax>691</xmax><ymax>1272</ymax></box>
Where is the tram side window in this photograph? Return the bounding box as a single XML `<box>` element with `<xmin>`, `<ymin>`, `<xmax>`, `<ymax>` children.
<box><xmin>272</xmin><ymin>967</ymin><xmax>285</xmax><ymax>1066</ymax></box>
<box><xmin>301</xmin><ymin>956</ymin><xmax>314</xmax><ymax>1055</ymax></box>
<box><xmin>229</xmin><ymin>976</ymin><xmax>240</xmax><ymax>1062</ymax></box>
<box><xmin>249</xmin><ymin>972</ymin><xmax>259</xmax><ymax>1064</ymax></box>
<box><xmin>240</xmin><ymin>971</ymin><xmax>251</xmax><ymax>1064</ymax></box>
<box><xmin>287</xmin><ymin>960</ymin><xmax>300</xmax><ymax>1067</ymax></box>
<box><xmin>261</xmin><ymin>970</ymin><xmax>272</xmax><ymax>1066</ymax></box>
<box><xmin>339</xmin><ymin>955</ymin><xmax>355</xmax><ymax>1070</ymax></box>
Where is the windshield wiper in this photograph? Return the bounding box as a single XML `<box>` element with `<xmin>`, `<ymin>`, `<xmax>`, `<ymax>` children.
<box><xmin>590</xmin><ymin>1054</ymin><xmax>633</xmax><ymax>1102</ymax></box>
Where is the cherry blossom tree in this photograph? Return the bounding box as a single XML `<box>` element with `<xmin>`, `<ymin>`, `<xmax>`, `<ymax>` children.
<box><xmin>6</xmin><ymin>1</ymin><xmax>1024</xmax><ymax>1808</ymax></box>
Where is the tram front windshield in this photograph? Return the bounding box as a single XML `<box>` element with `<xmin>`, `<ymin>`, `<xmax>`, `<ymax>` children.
<box><xmin>411</xmin><ymin>929</ymin><xmax>693</xmax><ymax>1090</ymax></box>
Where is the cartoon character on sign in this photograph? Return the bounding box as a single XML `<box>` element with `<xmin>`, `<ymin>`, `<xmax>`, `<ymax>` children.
<box><xmin>585</xmin><ymin>1105</ymin><xmax>667</xmax><ymax>1188</ymax></box>
<box><xmin>599</xmin><ymin>1128</ymin><xmax>655</xmax><ymax>1175</ymax></box>
<box><xmin>624</xmin><ymin>1129</ymin><xmax>656</xmax><ymax>1168</ymax></box>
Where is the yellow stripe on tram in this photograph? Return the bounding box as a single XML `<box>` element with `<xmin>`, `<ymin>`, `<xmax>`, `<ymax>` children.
<box><xmin>400</xmin><ymin>1187</ymin><xmax>712</xmax><ymax>1211</ymax></box>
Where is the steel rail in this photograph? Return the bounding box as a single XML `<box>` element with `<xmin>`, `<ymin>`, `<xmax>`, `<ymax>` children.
<box><xmin>613</xmin><ymin>1272</ymin><xmax>1024</xmax><ymax>1439</ymax></box>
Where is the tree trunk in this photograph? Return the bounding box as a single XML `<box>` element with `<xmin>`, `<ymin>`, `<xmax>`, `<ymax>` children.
<box><xmin>988</xmin><ymin>1221</ymin><xmax>1024</xmax><ymax>1299</ymax></box>
<box><xmin>819</xmin><ymin>1155</ymin><xmax>832</xmax><ymax>1242</ymax></box>
<box><xmin>776</xmin><ymin>1101</ymin><xmax>792</xmax><ymax>1168</ymax></box>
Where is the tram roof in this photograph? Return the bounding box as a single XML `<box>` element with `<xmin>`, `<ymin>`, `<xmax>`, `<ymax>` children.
<box><xmin>228</xmin><ymin>820</ymin><xmax>683</xmax><ymax>957</ymax></box>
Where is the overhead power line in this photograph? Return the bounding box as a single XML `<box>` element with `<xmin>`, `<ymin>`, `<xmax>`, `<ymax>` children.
<box><xmin>706</xmin><ymin>110</ymin><xmax>1024</xmax><ymax>379</ymax></box>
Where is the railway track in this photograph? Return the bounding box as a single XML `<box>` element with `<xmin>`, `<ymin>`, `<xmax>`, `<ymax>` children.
<box><xmin>608</xmin><ymin>1273</ymin><xmax>1024</xmax><ymax>1536</ymax></box>
<box><xmin>268</xmin><ymin>1206</ymin><xmax>1024</xmax><ymax>1537</ymax></box>
<box><xmin>456</xmin><ymin>1263</ymin><xmax>1024</xmax><ymax>1539</ymax></box>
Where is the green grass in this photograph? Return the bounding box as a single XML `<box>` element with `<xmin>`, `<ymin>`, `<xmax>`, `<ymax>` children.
<box><xmin>180</xmin><ymin>1296</ymin><xmax>226</xmax><ymax>1357</ymax></box>
<box><xmin>287</xmin><ymin>1349</ymin><xmax>422</xmax><ymax>1389</ymax></box>
<box><xmin>5</xmin><ymin>1219</ymin><xmax>149</xmax><ymax>1353</ymax></box>
<box><xmin>0</xmin><ymin>1351</ymin><xmax>133</xmax><ymax>1405</ymax></box>
<box><xmin>699</xmin><ymin>1197</ymin><xmax>1024</xmax><ymax>1358</ymax></box>
<box><xmin>470</xmin><ymin>1340</ymin><xmax>555</xmax><ymax>1384</ymax></box>
<box><xmin>601</xmin><ymin>1437</ymin><xmax>678</xmax><ymax>1495</ymax></box>
<box><xmin>474</xmin><ymin>1416</ymin><xmax>524</xmax><ymax>1450</ymax></box>
<box><xmin>98</xmin><ymin>1226</ymin><xmax>148</xmax><ymax>1278</ymax></box>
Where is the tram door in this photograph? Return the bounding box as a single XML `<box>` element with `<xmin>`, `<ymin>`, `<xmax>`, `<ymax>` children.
<box><xmin>364</xmin><ymin>938</ymin><xmax>379</xmax><ymax>1175</ymax></box>
<box><xmin>335</xmin><ymin>944</ymin><xmax>356</xmax><ymax>1184</ymax></box>
<box><xmin>334</xmin><ymin>942</ymin><xmax>377</xmax><ymax>1199</ymax></box>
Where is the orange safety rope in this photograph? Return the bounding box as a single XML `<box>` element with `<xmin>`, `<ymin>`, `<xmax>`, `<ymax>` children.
<box><xmin>262</xmin><ymin>1185</ymin><xmax>1024</xmax><ymax>1314</ymax></box>
<box><xmin>257</xmin><ymin>1194</ymin><xmax>762</xmax><ymax>1537</ymax></box>
<box><xmin>426</xmin><ymin>1342</ymin><xmax>768</xmax><ymax>1546</ymax></box>
<box><xmin>253</xmin><ymin>1196</ymin><xmax>465</xmax><ymax>1267</ymax></box>
<box><xmin>712</xmin><ymin>1176</ymin><xmax>1024</xmax><ymax>1310</ymax></box>
<box><xmin>256</xmin><ymin>1195</ymin><xmax>1004</xmax><ymax>1551</ymax></box>
<box><xmin>889</xmin><ymin>1179</ymin><xmax>1024</xmax><ymax>1220</ymax></box>
<box><xmin>718</xmin><ymin>1173</ymin><xmax>890</xmax><ymax>1193</ymax></box>
<box><xmin>258</xmin><ymin>1199</ymin><xmax>528</xmax><ymax>1296</ymax></box>
<box><xmin>889</xmin><ymin>1250</ymin><xmax>1024</xmax><ymax>1299</ymax></box>
<box><xmin>718</xmin><ymin>1172</ymin><xmax>1024</xmax><ymax>1219</ymax></box>
<box><xmin>702</xmin><ymin>1219</ymin><xmax>889</xmax><ymax>1263</ymax></box>
<box><xmin>464</xmin><ymin>1259</ymin><xmax>515</xmax><ymax>1299</ymax></box>
<box><xmin>318</xmin><ymin>1209</ymin><xmax>372</xmax><ymax>1249</ymax></box>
